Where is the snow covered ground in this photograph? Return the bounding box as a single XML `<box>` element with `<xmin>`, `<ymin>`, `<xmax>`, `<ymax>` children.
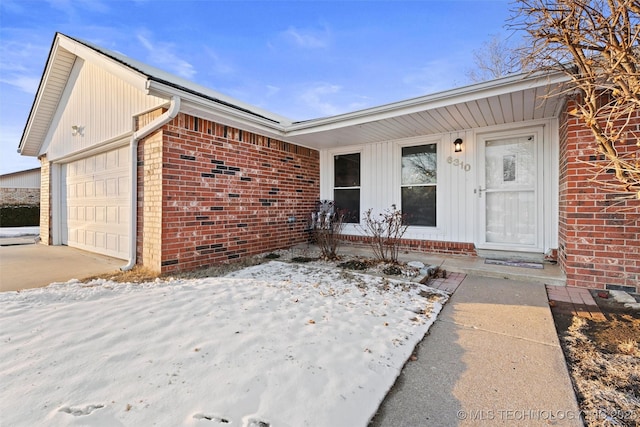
<box><xmin>0</xmin><ymin>261</ymin><xmax>447</xmax><ymax>427</ymax></box>
<box><xmin>0</xmin><ymin>226</ymin><xmax>39</xmax><ymax>238</ymax></box>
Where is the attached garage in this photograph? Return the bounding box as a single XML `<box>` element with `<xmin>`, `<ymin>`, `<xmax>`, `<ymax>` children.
<box><xmin>59</xmin><ymin>146</ymin><xmax>130</xmax><ymax>260</ymax></box>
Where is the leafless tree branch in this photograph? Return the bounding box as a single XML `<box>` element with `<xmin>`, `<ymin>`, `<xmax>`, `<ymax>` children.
<box><xmin>512</xmin><ymin>0</ymin><xmax>640</xmax><ymax>198</ymax></box>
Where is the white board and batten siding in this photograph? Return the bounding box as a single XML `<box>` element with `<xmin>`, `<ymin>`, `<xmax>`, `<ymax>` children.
<box><xmin>46</xmin><ymin>57</ymin><xmax>165</xmax><ymax>259</ymax></box>
<box><xmin>44</xmin><ymin>59</ymin><xmax>166</xmax><ymax>161</ymax></box>
<box><xmin>319</xmin><ymin>119</ymin><xmax>558</xmax><ymax>253</ymax></box>
<box><xmin>320</xmin><ymin>130</ymin><xmax>477</xmax><ymax>244</ymax></box>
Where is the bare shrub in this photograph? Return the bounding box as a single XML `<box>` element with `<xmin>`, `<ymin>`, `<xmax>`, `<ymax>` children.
<box><xmin>310</xmin><ymin>200</ymin><xmax>345</xmax><ymax>260</ymax></box>
<box><xmin>360</xmin><ymin>205</ymin><xmax>409</xmax><ymax>263</ymax></box>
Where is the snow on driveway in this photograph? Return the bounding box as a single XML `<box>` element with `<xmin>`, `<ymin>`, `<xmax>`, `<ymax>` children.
<box><xmin>0</xmin><ymin>226</ymin><xmax>39</xmax><ymax>238</ymax></box>
<box><xmin>0</xmin><ymin>261</ymin><xmax>448</xmax><ymax>427</ymax></box>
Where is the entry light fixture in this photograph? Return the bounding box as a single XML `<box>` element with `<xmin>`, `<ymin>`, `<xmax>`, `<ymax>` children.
<box><xmin>453</xmin><ymin>138</ymin><xmax>463</xmax><ymax>153</ymax></box>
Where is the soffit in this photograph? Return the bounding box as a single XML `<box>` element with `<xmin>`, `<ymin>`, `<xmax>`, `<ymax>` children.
<box><xmin>18</xmin><ymin>43</ymin><xmax>76</xmax><ymax>157</ymax></box>
<box><xmin>282</xmin><ymin>74</ymin><xmax>568</xmax><ymax>150</ymax></box>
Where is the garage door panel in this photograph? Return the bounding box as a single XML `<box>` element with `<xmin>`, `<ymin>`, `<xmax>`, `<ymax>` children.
<box><xmin>86</xmin><ymin>207</ymin><xmax>95</xmax><ymax>222</ymax></box>
<box><xmin>95</xmin><ymin>179</ymin><xmax>105</xmax><ymax>196</ymax></box>
<box><xmin>106</xmin><ymin>234</ymin><xmax>118</xmax><ymax>252</ymax></box>
<box><xmin>106</xmin><ymin>151</ymin><xmax>117</xmax><ymax>169</ymax></box>
<box><xmin>85</xmin><ymin>181</ymin><xmax>94</xmax><ymax>197</ymax></box>
<box><xmin>86</xmin><ymin>231</ymin><xmax>95</xmax><ymax>247</ymax></box>
<box><xmin>61</xmin><ymin>146</ymin><xmax>129</xmax><ymax>260</ymax></box>
<box><xmin>106</xmin><ymin>178</ymin><xmax>117</xmax><ymax>196</ymax></box>
<box><xmin>95</xmin><ymin>206</ymin><xmax>105</xmax><ymax>222</ymax></box>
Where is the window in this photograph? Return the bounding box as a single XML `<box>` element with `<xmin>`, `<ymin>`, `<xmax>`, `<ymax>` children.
<box><xmin>334</xmin><ymin>153</ymin><xmax>360</xmax><ymax>223</ymax></box>
<box><xmin>401</xmin><ymin>144</ymin><xmax>437</xmax><ymax>226</ymax></box>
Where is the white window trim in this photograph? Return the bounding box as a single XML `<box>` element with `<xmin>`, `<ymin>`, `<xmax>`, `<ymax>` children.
<box><xmin>328</xmin><ymin>146</ymin><xmax>364</xmax><ymax>228</ymax></box>
<box><xmin>395</xmin><ymin>135</ymin><xmax>443</xmax><ymax>232</ymax></box>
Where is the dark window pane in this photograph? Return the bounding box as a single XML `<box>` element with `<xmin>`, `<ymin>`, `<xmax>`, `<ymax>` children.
<box><xmin>402</xmin><ymin>186</ymin><xmax>436</xmax><ymax>226</ymax></box>
<box><xmin>402</xmin><ymin>144</ymin><xmax>437</xmax><ymax>185</ymax></box>
<box><xmin>334</xmin><ymin>189</ymin><xmax>360</xmax><ymax>223</ymax></box>
<box><xmin>334</xmin><ymin>153</ymin><xmax>361</xmax><ymax>187</ymax></box>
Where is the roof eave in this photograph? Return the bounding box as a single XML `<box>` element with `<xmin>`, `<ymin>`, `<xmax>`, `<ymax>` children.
<box><xmin>285</xmin><ymin>70</ymin><xmax>571</xmax><ymax>136</ymax></box>
<box><xmin>146</xmin><ymin>80</ymin><xmax>290</xmax><ymax>136</ymax></box>
<box><xmin>18</xmin><ymin>33</ymin><xmax>62</xmax><ymax>157</ymax></box>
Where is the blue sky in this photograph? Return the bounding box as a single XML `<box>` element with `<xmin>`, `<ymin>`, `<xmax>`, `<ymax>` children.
<box><xmin>0</xmin><ymin>0</ymin><xmax>516</xmax><ymax>174</ymax></box>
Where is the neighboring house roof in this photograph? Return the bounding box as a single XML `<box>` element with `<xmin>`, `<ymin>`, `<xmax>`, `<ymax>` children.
<box><xmin>0</xmin><ymin>167</ymin><xmax>41</xmax><ymax>189</ymax></box>
<box><xmin>19</xmin><ymin>32</ymin><xmax>571</xmax><ymax>157</ymax></box>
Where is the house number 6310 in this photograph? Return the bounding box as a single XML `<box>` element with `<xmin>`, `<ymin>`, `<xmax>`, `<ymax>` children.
<box><xmin>447</xmin><ymin>156</ymin><xmax>471</xmax><ymax>172</ymax></box>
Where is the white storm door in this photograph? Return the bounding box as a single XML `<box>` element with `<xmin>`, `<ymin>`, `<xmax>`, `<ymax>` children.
<box><xmin>477</xmin><ymin>131</ymin><xmax>543</xmax><ymax>251</ymax></box>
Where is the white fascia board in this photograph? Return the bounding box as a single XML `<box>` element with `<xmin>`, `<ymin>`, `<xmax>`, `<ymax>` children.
<box><xmin>19</xmin><ymin>38</ymin><xmax>70</xmax><ymax>157</ymax></box>
<box><xmin>146</xmin><ymin>80</ymin><xmax>289</xmax><ymax>136</ymax></box>
<box><xmin>285</xmin><ymin>71</ymin><xmax>570</xmax><ymax>136</ymax></box>
<box><xmin>57</xmin><ymin>35</ymin><xmax>149</xmax><ymax>92</ymax></box>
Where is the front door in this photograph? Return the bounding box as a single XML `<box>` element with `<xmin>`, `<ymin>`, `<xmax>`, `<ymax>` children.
<box><xmin>477</xmin><ymin>129</ymin><xmax>543</xmax><ymax>252</ymax></box>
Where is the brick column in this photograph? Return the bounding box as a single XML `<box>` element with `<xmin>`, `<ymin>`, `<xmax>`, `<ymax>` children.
<box><xmin>39</xmin><ymin>156</ymin><xmax>51</xmax><ymax>245</ymax></box>
<box><xmin>558</xmin><ymin>97</ymin><xmax>640</xmax><ymax>292</ymax></box>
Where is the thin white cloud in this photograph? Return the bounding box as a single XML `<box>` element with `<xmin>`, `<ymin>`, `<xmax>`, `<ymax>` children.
<box><xmin>282</xmin><ymin>25</ymin><xmax>330</xmax><ymax>49</ymax></box>
<box><xmin>46</xmin><ymin>0</ymin><xmax>109</xmax><ymax>15</ymax></box>
<box><xmin>203</xmin><ymin>47</ymin><xmax>234</xmax><ymax>75</ymax></box>
<box><xmin>298</xmin><ymin>83</ymin><xmax>370</xmax><ymax>117</ymax></box>
<box><xmin>266</xmin><ymin>85</ymin><xmax>280</xmax><ymax>97</ymax></box>
<box><xmin>136</xmin><ymin>30</ymin><xmax>196</xmax><ymax>79</ymax></box>
<box><xmin>0</xmin><ymin>40</ymin><xmax>47</xmax><ymax>94</ymax></box>
<box><xmin>0</xmin><ymin>76</ymin><xmax>40</xmax><ymax>94</ymax></box>
<box><xmin>300</xmin><ymin>83</ymin><xmax>343</xmax><ymax>115</ymax></box>
<box><xmin>403</xmin><ymin>58</ymin><xmax>467</xmax><ymax>95</ymax></box>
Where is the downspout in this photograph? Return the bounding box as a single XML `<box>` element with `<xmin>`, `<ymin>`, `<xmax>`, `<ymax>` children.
<box><xmin>121</xmin><ymin>95</ymin><xmax>181</xmax><ymax>271</ymax></box>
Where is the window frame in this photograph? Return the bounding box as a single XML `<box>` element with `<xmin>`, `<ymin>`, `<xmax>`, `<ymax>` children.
<box><xmin>331</xmin><ymin>150</ymin><xmax>362</xmax><ymax>225</ymax></box>
<box><xmin>397</xmin><ymin>138</ymin><xmax>440</xmax><ymax>228</ymax></box>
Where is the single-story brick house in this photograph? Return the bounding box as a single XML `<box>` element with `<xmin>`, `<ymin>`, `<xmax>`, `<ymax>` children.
<box><xmin>0</xmin><ymin>168</ymin><xmax>41</xmax><ymax>207</ymax></box>
<box><xmin>0</xmin><ymin>167</ymin><xmax>41</xmax><ymax>227</ymax></box>
<box><xmin>19</xmin><ymin>33</ymin><xmax>638</xmax><ymax>292</ymax></box>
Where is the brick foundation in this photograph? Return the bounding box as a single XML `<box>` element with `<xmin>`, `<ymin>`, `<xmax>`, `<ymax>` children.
<box><xmin>340</xmin><ymin>234</ymin><xmax>477</xmax><ymax>256</ymax></box>
<box><xmin>558</xmin><ymin>97</ymin><xmax>640</xmax><ymax>292</ymax></box>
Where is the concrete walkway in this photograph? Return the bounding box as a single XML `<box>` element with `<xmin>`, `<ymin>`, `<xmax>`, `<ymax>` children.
<box><xmin>370</xmin><ymin>275</ymin><xmax>583</xmax><ymax>427</ymax></box>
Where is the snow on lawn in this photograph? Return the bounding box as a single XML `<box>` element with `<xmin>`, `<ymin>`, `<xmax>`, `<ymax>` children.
<box><xmin>0</xmin><ymin>226</ymin><xmax>39</xmax><ymax>238</ymax></box>
<box><xmin>0</xmin><ymin>260</ymin><xmax>448</xmax><ymax>427</ymax></box>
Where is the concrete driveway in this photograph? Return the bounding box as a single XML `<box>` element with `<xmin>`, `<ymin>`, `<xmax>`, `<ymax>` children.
<box><xmin>0</xmin><ymin>242</ymin><xmax>123</xmax><ymax>292</ymax></box>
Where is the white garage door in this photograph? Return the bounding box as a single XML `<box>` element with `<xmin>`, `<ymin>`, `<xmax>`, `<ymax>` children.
<box><xmin>60</xmin><ymin>146</ymin><xmax>130</xmax><ymax>260</ymax></box>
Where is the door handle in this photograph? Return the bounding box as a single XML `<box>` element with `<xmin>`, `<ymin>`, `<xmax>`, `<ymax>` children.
<box><xmin>475</xmin><ymin>186</ymin><xmax>486</xmax><ymax>198</ymax></box>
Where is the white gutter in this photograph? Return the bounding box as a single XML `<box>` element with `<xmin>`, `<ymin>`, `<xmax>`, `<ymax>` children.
<box><xmin>121</xmin><ymin>95</ymin><xmax>181</xmax><ymax>271</ymax></box>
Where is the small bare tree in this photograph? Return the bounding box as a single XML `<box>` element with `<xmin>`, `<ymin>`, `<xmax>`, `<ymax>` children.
<box><xmin>360</xmin><ymin>205</ymin><xmax>409</xmax><ymax>264</ymax></box>
<box><xmin>513</xmin><ymin>0</ymin><xmax>640</xmax><ymax>199</ymax></box>
<box><xmin>466</xmin><ymin>34</ymin><xmax>528</xmax><ymax>82</ymax></box>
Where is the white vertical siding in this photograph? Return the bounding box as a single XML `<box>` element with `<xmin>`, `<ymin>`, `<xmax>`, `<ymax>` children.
<box><xmin>320</xmin><ymin>119</ymin><xmax>557</xmax><ymax>249</ymax></box>
<box><xmin>0</xmin><ymin>169</ymin><xmax>41</xmax><ymax>189</ymax></box>
<box><xmin>44</xmin><ymin>60</ymin><xmax>166</xmax><ymax>160</ymax></box>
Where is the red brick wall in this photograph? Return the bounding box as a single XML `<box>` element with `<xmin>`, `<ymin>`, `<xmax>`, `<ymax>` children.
<box><xmin>558</xmin><ymin>97</ymin><xmax>640</xmax><ymax>292</ymax></box>
<box><xmin>158</xmin><ymin>114</ymin><xmax>320</xmax><ymax>273</ymax></box>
